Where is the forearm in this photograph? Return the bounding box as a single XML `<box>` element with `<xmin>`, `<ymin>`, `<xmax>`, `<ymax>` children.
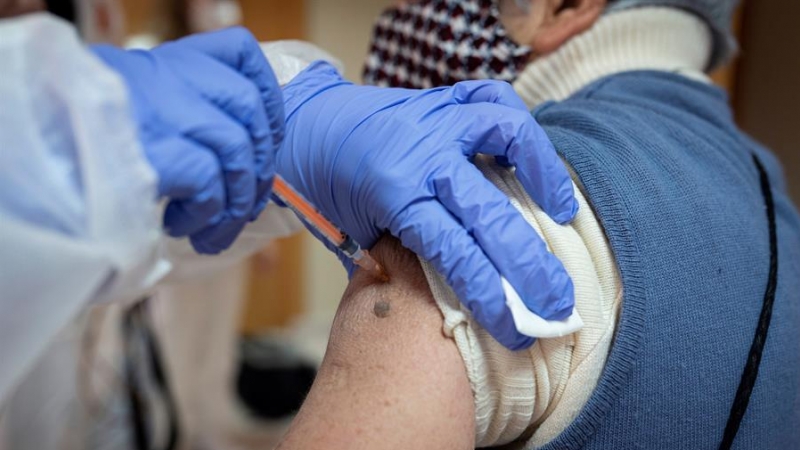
<box><xmin>276</xmin><ymin>237</ymin><xmax>475</xmax><ymax>450</ymax></box>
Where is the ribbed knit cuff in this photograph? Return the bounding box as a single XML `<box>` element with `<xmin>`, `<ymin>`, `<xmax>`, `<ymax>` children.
<box><xmin>513</xmin><ymin>7</ymin><xmax>712</xmax><ymax>109</ymax></box>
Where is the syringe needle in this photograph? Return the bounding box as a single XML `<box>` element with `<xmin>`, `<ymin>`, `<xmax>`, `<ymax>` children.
<box><xmin>352</xmin><ymin>250</ymin><xmax>390</xmax><ymax>282</ymax></box>
<box><xmin>272</xmin><ymin>176</ymin><xmax>390</xmax><ymax>283</ymax></box>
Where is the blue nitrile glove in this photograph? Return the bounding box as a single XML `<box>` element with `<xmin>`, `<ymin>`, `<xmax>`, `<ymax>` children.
<box><xmin>92</xmin><ymin>27</ymin><xmax>284</xmax><ymax>254</ymax></box>
<box><xmin>279</xmin><ymin>62</ymin><xmax>579</xmax><ymax>350</ymax></box>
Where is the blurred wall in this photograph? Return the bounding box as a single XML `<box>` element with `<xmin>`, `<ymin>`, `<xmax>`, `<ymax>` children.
<box><xmin>240</xmin><ymin>0</ymin><xmax>305</xmax><ymax>41</ymax></box>
<box><xmin>306</xmin><ymin>0</ymin><xmax>392</xmax><ymax>81</ymax></box>
<box><xmin>238</xmin><ymin>0</ymin><xmax>308</xmax><ymax>333</ymax></box>
<box><xmin>735</xmin><ymin>1</ymin><xmax>800</xmax><ymax>206</ymax></box>
<box><xmin>299</xmin><ymin>0</ymin><xmax>394</xmax><ymax>322</ymax></box>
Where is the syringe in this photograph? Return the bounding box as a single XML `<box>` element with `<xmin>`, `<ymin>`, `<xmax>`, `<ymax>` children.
<box><xmin>271</xmin><ymin>175</ymin><xmax>389</xmax><ymax>282</ymax></box>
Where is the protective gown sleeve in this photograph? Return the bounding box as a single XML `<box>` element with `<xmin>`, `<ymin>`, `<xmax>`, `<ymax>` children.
<box><xmin>0</xmin><ymin>14</ymin><xmax>165</xmax><ymax>403</ymax></box>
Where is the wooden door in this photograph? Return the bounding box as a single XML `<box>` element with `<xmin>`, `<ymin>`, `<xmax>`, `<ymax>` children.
<box><xmin>238</xmin><ymin>0</ymin><xmax>308</xmax><ymax>333</ymax></box>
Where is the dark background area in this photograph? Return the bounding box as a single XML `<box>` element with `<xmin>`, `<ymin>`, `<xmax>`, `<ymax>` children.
<box><xmin>736</xmin><ymin>0</ymin><xmax>800</xmax><ymax>207</ymax></box>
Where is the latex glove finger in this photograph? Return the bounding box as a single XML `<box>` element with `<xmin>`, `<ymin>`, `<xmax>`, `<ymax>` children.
<box><xmin>450</xmin><ymin>79</ymin><xmax>529</xmax><ymax>111</ymax></box>
<box><xmin>448</xmin><ymin>80</ymin><xmax>532</xmax><ymax>169</ymax></box>
<box><xmin>180</xmin><ymin>102</ymin><xmax>257</xmax><ymax>230</ymax></box>
<box><xmin>154</xmin><ymin>136</ymin><xmax>226</xmax><ymax>237</ymax></box>
<box><xmin>91</xmin><ymin>45</ymin><xmax>257</xmax><ymax>221</ymax></box>
<box><xmin>390</xmin><ymin>200</ymin><xmax>535</xmax><ymax>350</ymax></box>
<box><xmin>173</xmin><ymin>27</ymin><xmax>285</xmax><ymax>150</ymax></box>
<box><xmin>250</xmin><ymin>176</ymin><xmax>276</xmax><ymax>222</ymax></box>
<box><xmin>188</xmin><ymin>215</ymin><xmax>248</xmax><ymax>254</ymax></box>
<box><xmin>154</xmin><ymin>43</ymin><xmax>277</xmax><ymax>219</ymax></box>
<box><xmin>175</xmin><ymin>28</ymin><xmax>284</xmax><ymax>221</ymax></box>
<box><xmin>431</xmin><ymin>157</ymin><xmax>574</xmax><ymax>321</ymax></box>
<box><xmin>456</xmin><ymin>103</ymin><xmax>578</xmax><ymax>224</ymax></box>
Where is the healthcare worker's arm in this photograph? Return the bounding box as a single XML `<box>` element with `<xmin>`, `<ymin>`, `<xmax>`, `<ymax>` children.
<box><xmin>121</xmin><ymin>29</ymin><xmax>580</xmax><ymax>349</ymax></box>
<box><xmin>92</xmin><ymin>28</ymin><xmax>286</xmax><ymax>255</ymax></box>
<box><xmin>278</xmin><ymin>63</ymin><xmax>578</xmax><ymax>350</ymax></box>
<box><xmin>108</xmin><ymin>29</ymin><xmax>578</xmax><ymax>350</ymax></box>
<box><xmin>159</xmin><ymin>41</ymin><xmax>340</xmax><ymax>278</ymax></box>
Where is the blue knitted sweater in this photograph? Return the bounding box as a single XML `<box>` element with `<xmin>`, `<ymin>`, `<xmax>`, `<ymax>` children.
<box><xmin>531</xmin><ymin>71</ymin><xmax>800</xmax><ymax>449</ymax></box>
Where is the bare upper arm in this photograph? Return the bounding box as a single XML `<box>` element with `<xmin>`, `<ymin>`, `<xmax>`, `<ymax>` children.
<box><xmin>276</xmin><ymin>236</ymin><xmax>475</xmax><ymax>450</ymax></box>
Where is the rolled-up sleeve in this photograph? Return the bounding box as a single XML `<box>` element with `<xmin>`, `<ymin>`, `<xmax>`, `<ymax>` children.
<box><xmin>420</xmin><ymin>158</ymin><xmax>623</xmax><ymax>448</ymax></box>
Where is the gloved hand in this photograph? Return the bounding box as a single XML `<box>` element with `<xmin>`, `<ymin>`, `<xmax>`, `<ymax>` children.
<box><xmin>92</xmin><ymin>27</ymin><xmax>284</xmax><ymax>254</ymax></box>
<box><xmin>279</xmin><ymin>62</ymin><xmax>578</xmax><ymax>350</ymax></box>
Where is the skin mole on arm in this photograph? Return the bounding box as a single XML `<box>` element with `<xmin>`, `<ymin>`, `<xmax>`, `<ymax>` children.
<box><xmin>373</xmin><ymin>299</ymin><xmax>391</xmax><ymax>318</ymax></box>
<box><xmin>354</xmin><ymin>235</ymin><xmax>431</xmax><ymax>320</ymax></box>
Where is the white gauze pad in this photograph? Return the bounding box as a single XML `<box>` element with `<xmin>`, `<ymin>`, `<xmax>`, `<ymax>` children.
<box><xmin>502</xmin><ymin>277</ymin><xmax>584</xmax><ymax>338</ymax></box>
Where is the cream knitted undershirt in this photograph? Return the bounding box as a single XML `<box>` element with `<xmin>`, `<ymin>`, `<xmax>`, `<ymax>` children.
<box><xmin>514</xmin><ymin>7</ymin><xmax>712</xmax><ymax>108</ymax></box>
<box><xmin>419</xmin><ymin>8</ymin><xmax>712</xmax><ymax>448</ymax></box>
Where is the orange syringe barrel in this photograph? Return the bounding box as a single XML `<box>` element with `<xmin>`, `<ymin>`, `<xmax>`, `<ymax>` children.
<box><xmin>271</xmin><ymin>175</ymin><xmax>388</xmax><ymax>282</ymax></box>
<box><xmin>272</xmin><ymin>176</ymin><xmax>345</xmax><ymax>246</ymax></box>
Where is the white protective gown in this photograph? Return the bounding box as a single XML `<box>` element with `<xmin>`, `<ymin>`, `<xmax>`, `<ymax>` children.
<box><xmin>0</xmin><ymin>13</ymin><xmax>334</xmax><ymax>449</ymax></box>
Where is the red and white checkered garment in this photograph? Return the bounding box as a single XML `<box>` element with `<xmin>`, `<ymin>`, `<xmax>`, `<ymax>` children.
<box><xmin>363</xmin><ymin>0</ymin><xmax>531</xmax><ymax>89</ymax></box>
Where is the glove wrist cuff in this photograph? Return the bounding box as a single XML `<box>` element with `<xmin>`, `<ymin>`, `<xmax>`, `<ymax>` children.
<box><xmin>282</xmin><ymin>61</ymin><xmax>352</xmax><ymax>119</ymax></box>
